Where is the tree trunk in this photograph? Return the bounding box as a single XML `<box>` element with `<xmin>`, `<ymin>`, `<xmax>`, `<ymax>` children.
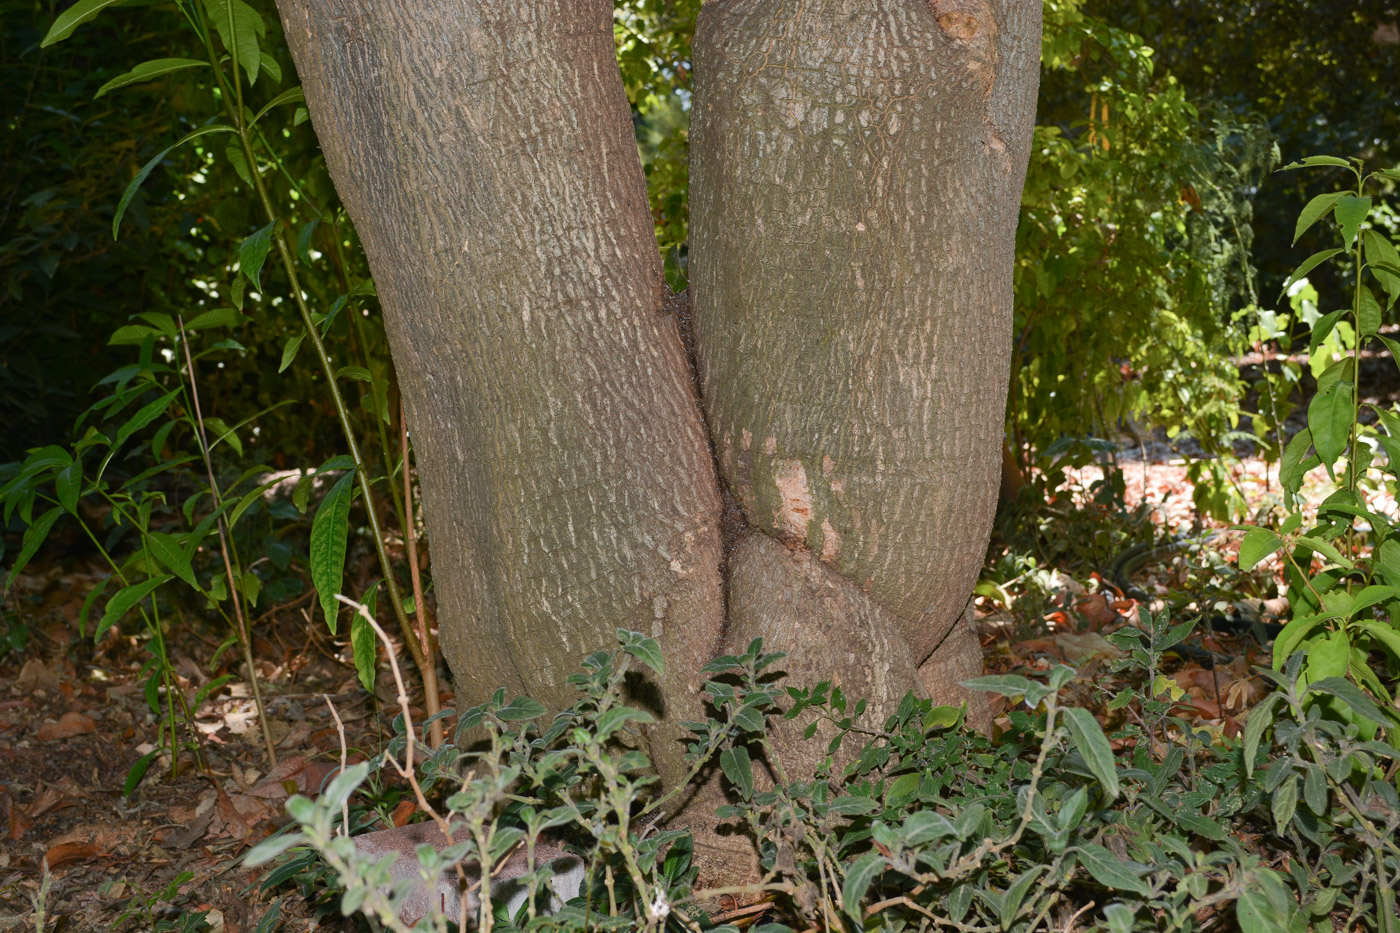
<box><xmin>278</xmin><ymin>0</ymin><xmax>1039</xmax><ymax>885</ymax></box>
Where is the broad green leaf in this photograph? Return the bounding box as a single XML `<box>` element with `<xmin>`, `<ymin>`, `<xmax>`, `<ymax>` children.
<box><xmin>108</xmin><ymin>324</ymin><xmax>159</xmax><ymax>346</ymax></box>
<box><xmin>309</xmin><ymin>470</ymin><xmax>355</xmax><ymax>633</ymax></box>
<box><xmin>1294</xmin><ymin>534</ymin><xmax>1353</xmax><ymax>569</ymax></box>
<box><xmin>114</xmin><ymin>125</ymin><xmax>234</xmax><ymax>239</ymax></box>
<box><xmin>336</xmin><ymin>365</ymin><xmax>372</xmax><ymax>383</ymax></box>
<box><xmin>185</xmin><ymin>307</ymin><xmax>242</xmax><ymax>330</ymax></box>
<box><xmin>1273</xmin><ymin>612</ymin><xmax>1334</xmax><ymax>669</ymax></box>
<box><xmin>251</xmin><ymin>86</ymin><xmax>305</xmax><ymax>126</ymax></box>
<box><xmin>1279</xmin><ymin>428</ymin><xmax>1315</xmax><ymax>494</ymax></box>
<box><xmin>95</xmin><ymin>58</ymin><xmax>208</xmax><ymax>98</ymax></box>
<box><xmin>1307</xmin><ymin>676</ymin><xmax>1400</xmax><ymax>728</ymax></box>
<box><xmin>203</xmin><ymin>0</ymin><xmax>264</xmax><ymax>84</ymax></box>
<box><xmin>1292</xmin><ymin>194</ymin><xmax>1344</xmax><ymax>246</ymax></box>
<box><xmin>1307</xmin><ymin>308</ymin><xmax>1347</xmax><ymax>357</ymax></box>
<box><xmin>123</xmin><ymin>749</ymin><xmax>160</xmax><ymax>797</ymax></box>
<box><xmin>1060</xmin><ymin>706</ymin><xmax>1119</xmax><ymax>799</ymax></box>
<box><xmin>349</xmin><ymin>605</ymin><xmax>377</xmax><ymax>691</ymax></box>
<box><xmin>496</xmin><ymin>696</ymin><xmax>546</xmax><ymax>721</ymax></box>
<box><xmin>596</xmin><ymin>706</ymin><xmax>655</xmax><ymax>741</ymax></box>
<box><xmin>1359</xmin><ymin>285</ymin><xmax>1382</xmax><ymax>338</ymax></box>
<box><xmin>1238</xmin><ymin>527</ymin><xmax>1283</xmax><ymax>571</ymax></box>
<box><xmin>719</xmin><ymin>747</ymin><xmax>754</xmax><ymax>800</ymax></box>
<box><xmin>239</xmin><ymin>221</ymin><xmax>278</xmax><ymax>287</ymax></box>
<box><xmin>1272</xmin><ymin>773</ymin><xmax>1298</xmax><ymax>832</ymax></box>
<box><xmin>902</xmin><ymin>810</ymin><xmax>957</xmax><ymax>844</ymax></box>
<box><xmin>1354</xmin><ymin>619</ymin><xmax>1400</xmax><ymax>663</ymax></box>
<box><xmin>97</xmin><ymin>575</ymin><xmax>173</xmax><ymax>639</ymax></box>
<box><xmin>960</xmin><ymin>674</ymin><xmax>1050</xmax><ymax>707</ymax></box>
<box><xmin>617</xmin><ymin>629</ymin><xmax>665</xmax><ymax>676</ymax></box>
<box><xmin>1075</xmin><ymin>843</ymin><xmax>1148</xmax><ymax>895</ymax></box>
<box><xmin>1348</xmin><ymin>585</ymin><xmax>1400</xmax><ymax>617</ymax></box>
<box><xmin>1283</xmin><ymin>248</ymin><xmax>1343</xmax><ymax>295</ymax></box>
<box><xmin>56</xmin><ymin>459</ymin><xmax>82</xmax><ymax>514</ymax></box>
<box><xmin>1334</xmin><ymin>195</ymin><xmax>1372</xmax><ymax>250</ymax></box>
<box><xmin>1307</xmin><ymin>380</ymin><xmax>1353</xmax><ymax>473</ymax></box>
<box><xmin>147</xmin><ymin>532</ymin><xmax>196</xmax><ymax>587</ymax></box>
<box><xmin>225</xmin><ymin>138</ymin><xmax>254</xmax><ymax>189</ymax></box>
<box><xmin>1000</xmin><ymin>865</ymin><xmax>1045</xmax><ymax>930</ymax></box>
<box><xmin>840</xmin><ymin>851</ymin><xmax>885</xmax><ymax>927</ymax></box>
<box><xmin>278</xmin><ymin>332</ymin><xmax>306</xmax><ymax>373</ymax></box>
<box><xmin>41</xmin><ymin>0</ymin><xmax>127</xmax><ymax>46</ymax></box>
<box><xmin>1281</xmin><ymin>155</ymin><xmax>1356</xmax><ymax>171</ymax></box>
<box><xmin>1364</xmin><ymin>229</ymin><xmax>1400</xmax><ymax>302</ymax></box>
<box><xmin>4</xmin><ymin>506</ymin><xmax>63</xmax><ymax>591</ymax></box>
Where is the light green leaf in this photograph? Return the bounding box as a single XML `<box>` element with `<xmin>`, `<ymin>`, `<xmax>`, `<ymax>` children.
<box><xmin>1294</xmin><ymin>534</ymin><xmax>1354</xmax><ymax>569</ymax></box>
<box><xmin>1279</xmin><ymin>428</ymin><xmax>1315</xmax><ymax>495</ymax></box>
<box><xmin>114</xmin><ymin>125</ymin><xmax>235</xmax><ymax>239</ymax></box>
<box><xmin>41</xmin><ymin>0</ymin><xmax>127</xmax><ymax>46</ymax></box>
<box><xmin>1292</xmin><ymin>194</ymin><xmax>1344</xmax><ymax>246</ymax></box>
<box><xmin>1075</xmin><ymin>843</ymin><xmax>1148</xmax><ymax>895</ymax></box>
<box><xmin>1306</xmin><ymin>629</ymin><xmax>1351</xmax><ymax>681</ymax></box>
<box><xmin>1273</xmin><ymin>612</ymin><xmax>1334</xmax><ymax>669</ymax></box>
<box><xmin>496</xmin><ymin>696</ymin><xmax>546</xmax><ymax>721</ymax></box>
<box><xmin>1243</xmin><ymin>694</ymin><xmax>1281</xmax><ymax>777</ymax></box>
<box><xmin>1334</xmin><ymin>196</ymin><xmax>1372</xmax><ymax>250</ymax></box>
<box><xmin>95</xmin><ymin>58</ymin><xmax>208</xmax><ymax>98</ymax></box>
<box><xmin>97</xmin><ymin>575</ymin><xmax>172</xmax><ymax>639</ymax></box>
<box><xmin>1059</xmin><ymin>706</ymin><xmax>1119</xmax><ymax>799</ymax></box>
<box><xmin>1281</xmin><ymin>155</ymin><xmax>1356</xmax><ymax>171</ymax></box>
<box><xmin>1307</xmin><ymin>380</ymin><xmax>1353</xmax><ymax>473</ymax></box>
<box><xmin>1364</xmin><ymin>229</ymin><xmax>1400</xmax><ymax>303</ymax></box>
<box><xmin>617</xmin><ymin>629</ymin><xmax>665</xmax><ymax>676</ymax></box>
<box><xmin>1354</xmin><ymin>619</ymin><xmax>1400</xmax><ymax>663</ymax></box>
<box><xmin>1271</xmin><ymin>773</ymin><xmax>1298</xmax><ymax>833</ymax></box>
<box><xmin>1348</xmin><ymin>585</ymin><xmax>1400</xmax><ymax>618</ymax></box>
<box><xmin>309</xmin><ymin>470</ymin><xmax>355</xmax><ymax>634</ymax></box>
<box><xmin>1238</xmin><ymin>527</ymin><xmax>1283</xmax><ymax>571</ymax></box>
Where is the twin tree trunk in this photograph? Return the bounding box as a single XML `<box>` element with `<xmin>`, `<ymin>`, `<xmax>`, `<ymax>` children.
<box><xmin>279</xmin><ymin>0</ymin><xmax>1039</xmax><ymax>881</ymax></box>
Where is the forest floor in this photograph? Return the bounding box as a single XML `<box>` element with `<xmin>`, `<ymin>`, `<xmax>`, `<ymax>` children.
<box><xmin>3</xmin><ymin>364</ymin><xmax>1398</xmax><ymax>931</ymax></box>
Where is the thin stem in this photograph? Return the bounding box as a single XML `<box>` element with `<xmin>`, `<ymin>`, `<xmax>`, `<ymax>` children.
<box><xmin>401</xmin><ymin>400</ymin><xmax>442</xmax><ymax>747</ymax></box>
<box><xmin>178</xmin><ymin>315</ymin><xmax>278</xmax><ymax>767</ymax></box>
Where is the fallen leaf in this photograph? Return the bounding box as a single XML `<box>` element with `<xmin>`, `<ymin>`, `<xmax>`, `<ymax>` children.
<box><xmin>1</xmin><ymin>787</ymin><xmax>32</xmax><ymax>841</ymax></box>
<box><xmin>43</xmin><ymin>840</ymin><xmax>101</xmax><ymax>870</ymax></box>
<box><xmin>36</xmin><ymin>711</ymin><xmax>96</xmax><ymax>742</ymax></box>
<box><xmin>1055</xmin><ymin>631</ymin><xmax>1125</xmax><ymax>663</ymax></box>
<box><xmin>17</xmin><ymin>659</ymin><xmax>62</xmax><ymax>693</ymax></box>
<box><xmin>391</xmin><ymin>799</ymin><xmax>417</xmax><ymax>827</ymax></box>
<box><xmin>1074</xmin><ymin>594</ymin><xmax>1120</xmax><ymax>630</ymax></box>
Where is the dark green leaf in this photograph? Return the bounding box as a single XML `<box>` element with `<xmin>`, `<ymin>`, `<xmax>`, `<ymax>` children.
<box><xmin>1243</xmin><ymin>694</ymin><xmax>1281</xmax><ymax>777</ymax></box>
<box><xmin>95</xmin><ymin>58</ymin><xmax>208</xmax><ymax>98</ymax></box>
<box><xmin>114</xmin><ymin>126</ymin><xmax>234</xmax><ymax>239</ymax></box>
<box><xmin>720</xmin><ymin>747</ymin><xmax>753</xmax><ymax>800</ymax></box>
<box><xmin>496</xmin><ymin>696</ymin><xmax>546</xmax><ymax>721</ymax></box>
<box><xmin>1272</xmin><ymin>774</ymin><xmax>1298</xmax><ymax>831</ymax></box>
<box><xmin>1060</xmin><ymin>706</ymin><xmax>1119</xmax><ymax>799</ymax></box>
<box><xmin>1334</xmin><ymin>196</ymin><xmax>1372</xmax><ymax>249</ymax></box>
<box><xmin>309</xmin><ymin>470</ymin><xmax>355</xmax><ymax>633</ymax></box>
<box><xmin>349</xmin><ymin>601</ymin><xmax>376</xmax><ymax>692</ymax></box>
<box><xmin>4</xmin><ymin>506</ymin><xmax>63</xmax><ymax>592</ymax></box>
<box><xmin>251</xmin><ymin>86</ymin><xmax>304</xmax><ymax>126</ymax></box>
<box><xmin>97</xmin><ymin>575</ymin><xmax>173</xmax><ymax>639</ymax></box>
<box><xmin>840</xmin><ymin>851</ymin><xmax>885</xmax><ymax>927</ymax></box>
<box><xmin>239</xmin><ymin>221</ymin><xmax>278</xmax><ymax>287</ymax></box>
<box><xmin>147</xmin><ymin>532</ymin><xmax>196</xmax><ymax>587</ymax></box>
<box><xmin>1292</xmin><ymin>195</ymin><xmax>1343</xmax><ymax>246</ymax></box>
<box><xmin>203</xmin><ymin>0</ymin><xmax>264</xmax><ymax>84</ymax></box>
<box><xmin>1307</xmin><ymin>380</ymin><xmax>1353</xmax><ymax>472</ymax></box>
<box><xmin>1076</xmin><ymin>843</ymin><xmax>1149</xmax><ymax>895</ymax></box>
<box><xmin>41</xmin><ymin>0</ymin><xmax>127</xmax><ymax>45</ymax></box>
<box><xmin>123</xmin><ymin>749</ymin><xmax>160</xmax><ymax>796</ymax></box>
<box><xmin>56</xmin><ymin>459</ymin><xmax>82</xmax><ymax>514</ymax></box>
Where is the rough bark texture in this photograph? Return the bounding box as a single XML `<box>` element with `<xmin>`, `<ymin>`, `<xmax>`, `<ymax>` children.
<box><xmin>690</xmin><ymin>0</ymin><xmax>1041</xmax><ymax>725</ymax></box>
<box><xmin>278</xmin><ymin>0</ymin><xmax>1041</xmax><ymax>891</ymax></box>
<box><xmin>276</xmin><ymin>0</ymin><xmax>725</xmax><ymax>782</ymax></box>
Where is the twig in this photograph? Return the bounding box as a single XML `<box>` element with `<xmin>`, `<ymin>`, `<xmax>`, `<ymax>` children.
<box><xmin>324</xmin><ymin>694</ymin><xmax>350</xmax><ymax>836</ymax></box>
<box><xmin>178</xmin><ymin>315</ymin><xmax>277</xmax><ymax>767</ymax></box>
<box><xmin>400</xmin><ymin>399</ymin><xmax>442</xmax><ymax>748</ymax></box>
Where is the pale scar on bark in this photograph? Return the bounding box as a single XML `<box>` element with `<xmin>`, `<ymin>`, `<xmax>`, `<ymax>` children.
<box><xmin>772</xmin><ymin>458</ymin><xmax>812</xmax><ymax>541</ymax></box>
<box><xmin>930</xmin><ymin>0</ymin><xmax>999</xmax><ymax>97</ymax></box>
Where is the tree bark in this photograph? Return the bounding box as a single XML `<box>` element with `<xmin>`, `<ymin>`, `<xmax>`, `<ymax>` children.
<box><xmin>278</xmin><ymin>0</ymin><xmax>1040</xmax><ymax>888</ymax></box>
<box><xmin>690</xmin><ymin>0</ymin><xmax>1040</xmax><ymax>727</ymax></box>
<box><xmin>277</xmin><ymin>0</ymin><xmax>726</xmax><ymax>785</ymax></box>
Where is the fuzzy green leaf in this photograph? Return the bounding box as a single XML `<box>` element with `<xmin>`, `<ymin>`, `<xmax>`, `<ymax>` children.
<box><xmin>1075</xmin><ymin>843</ymin><xmax>1148</xmax><ymax>895</ymax></box>
<box><xmin>1060</xmin><ymin>706</ymin><xmax>1119</xmax><ymax>799</ymax></box>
